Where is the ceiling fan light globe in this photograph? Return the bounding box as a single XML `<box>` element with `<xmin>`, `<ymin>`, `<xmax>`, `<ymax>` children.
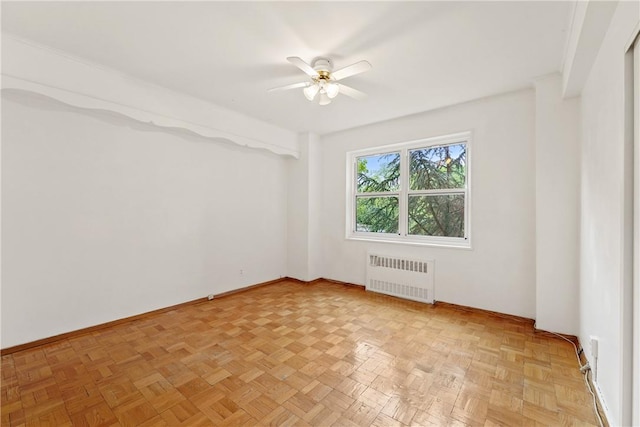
<box><xmin>319</xmin><ymin>92</ymin><xmax>331</xmax><ymax>106</ymax></box>
<box><xmin>326</xmin><ymin>82</ymin><xmax>340</xmax><ymax>99</ymax></box>
<box><xmin>303</xmin><ymin>84</ymin><xmax>319</xmax><ymax>101</ymax></box>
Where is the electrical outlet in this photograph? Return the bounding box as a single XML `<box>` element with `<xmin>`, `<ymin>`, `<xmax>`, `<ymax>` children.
<box><xmin>590</xmin><ymin>336</ymin><xmax>599</xmax><ymax>358</ymax></box>
<box><xmin>239</xmin><ymin>269</ymin><xmax>244</xmax><ymax>276</ymax></box>
<box><xmin>589</xmin><ymin>336</ymin><xmax>599</xmax><ymax>381</ymax></box>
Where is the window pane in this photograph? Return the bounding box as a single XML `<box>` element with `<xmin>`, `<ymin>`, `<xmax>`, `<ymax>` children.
<box><xmin>356</xmin><ymin>196</ymin><xmax>399</xmax><ymax>233</ymax></box>
<box><xmin>357</xmin><ymin>152</ymin><xmax>400</xmax><ymax>193</ymax></box>
<box><xmin>409</xmin><ymin>144</ymin><xmax>466</xmax><ymax>190</ymax></box>
<box><xmin>408</xmin><ymin>195</ymin><xmax>464</xmax><ymax>237</ymax></box>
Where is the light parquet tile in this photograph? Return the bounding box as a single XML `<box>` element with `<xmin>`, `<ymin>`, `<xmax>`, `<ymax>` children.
<box><xmin>2</xmin><ymin>280</ymin><xmax>600</xmax><ymax>426</ymax></box>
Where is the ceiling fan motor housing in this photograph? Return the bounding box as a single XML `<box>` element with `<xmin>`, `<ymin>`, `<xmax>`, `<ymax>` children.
<box><xmin>312</xmin><ymin>58</ymin><xmax>332</xmax><ymax>73</ymax></box>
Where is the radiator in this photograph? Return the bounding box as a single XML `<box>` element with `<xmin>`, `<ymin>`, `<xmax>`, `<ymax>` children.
<box><xmin>365</xmin><ymin>253</ymin><xmax>435</xmax><ymax>304</ymax></box>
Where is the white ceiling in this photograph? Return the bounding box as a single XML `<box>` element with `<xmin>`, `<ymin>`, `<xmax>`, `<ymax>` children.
<box><xmin>1</xmin><ymin>1</ymin><xmax>572</xmax><ymax>135</ymax></box>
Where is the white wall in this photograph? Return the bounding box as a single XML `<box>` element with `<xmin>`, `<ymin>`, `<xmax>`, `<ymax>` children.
<box><xmin>320</xmin><ymin>89</ymin><xmax>537</xmax><ymax>318</ymax></box>
<box><xmin>287</xmin><ymin>134</ymin><xmax>310</xmax><ymax>281</ymax></box>
<box><xmin>579</xmin><ymin>1</ymin><xmax>639</xmax><ymax>425</ymax></box>
<box><xmin>286</xmin><ymin>132</ymin><xmax>323</xmax><ymax>282</ymax></box>
<box><xmin>287</xmin><ymin>133</ymin><xmax>323</xmax><ymax>282</ymax></box>
<box><xmin>286</xmin><ymin>134</ymin><xmax>309</xmax><ymax>281</ymax></box>
<box><xmin>534</xmin><ymin>74</ymin><xmax>580</xmax><ymax>335</ymax></box>
<box><xmin>1</xmin><ymin>90</ymin><xmax>288</xmax><ymax>348</ymax></box>
<box><xmin>307</xmin><ymin>134</ymin><xmax>323</xmax><ymax>281</ymax></box>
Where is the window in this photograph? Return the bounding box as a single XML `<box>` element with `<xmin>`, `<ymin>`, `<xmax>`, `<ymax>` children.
<box><xmin>347</xmin><ymin>132</ymin><xmax>470</xmax><ymax>248</ymax></box>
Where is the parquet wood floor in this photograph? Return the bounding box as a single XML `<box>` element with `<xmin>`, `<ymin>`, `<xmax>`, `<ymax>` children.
<box><xmin>2</xmin><ymin>280</ymin><xmax>600</xmax><ymax>426</ymax></box>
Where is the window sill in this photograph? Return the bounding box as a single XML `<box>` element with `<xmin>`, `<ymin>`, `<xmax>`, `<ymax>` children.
<box><xmin>346</xmin><ymin>234</ymin><xmax>472</xmax><ymax>250</ymax></box>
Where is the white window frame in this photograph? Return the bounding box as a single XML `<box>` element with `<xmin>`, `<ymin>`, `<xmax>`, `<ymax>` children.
<box><xmin>346</xmin><ymin>131</ymin><xmax>471</xmax><ymax>249</ymax></box>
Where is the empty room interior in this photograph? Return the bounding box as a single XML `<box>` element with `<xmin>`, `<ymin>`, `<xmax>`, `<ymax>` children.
<box><xmin>1</xmin><ymin>1</ymin><xmax>639</xmax><ymax>426</ymax></box>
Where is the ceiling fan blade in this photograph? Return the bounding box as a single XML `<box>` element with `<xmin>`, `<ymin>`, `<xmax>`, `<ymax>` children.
<box><xmin>287</xmin><ymin>57</ymin><xmax>319</xmax><ymax>77</ymax></box>
<box><xmin>267</xmin><ymin>81</ymin><xmax>308</xmax><ymax>92</ymax></box>
<box><xmin>332</xmin><ymin>60</ymin><xmax>372</xmax><ymax>81</ymax></box>
<box><xmin>338</xmin><ymin>84</ymin><xmax>367</xmax><ymax>100</ymax></box>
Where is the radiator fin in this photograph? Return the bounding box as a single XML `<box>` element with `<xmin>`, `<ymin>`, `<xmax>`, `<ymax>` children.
<box><xmin>366</xmin><ymin>254</ymin><xmax>435</xmax><ymax>304</ymax></box>
<box><xmin>369</xmin><ymin>254</ymin><xmax>429</xmax><ymax>273</ymax></box>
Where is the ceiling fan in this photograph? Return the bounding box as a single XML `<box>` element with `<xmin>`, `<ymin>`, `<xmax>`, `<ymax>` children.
<box><xmin>268</xmin><ymin>57</ymin><xmax>371</xmax><ymax>106</ymax></box>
